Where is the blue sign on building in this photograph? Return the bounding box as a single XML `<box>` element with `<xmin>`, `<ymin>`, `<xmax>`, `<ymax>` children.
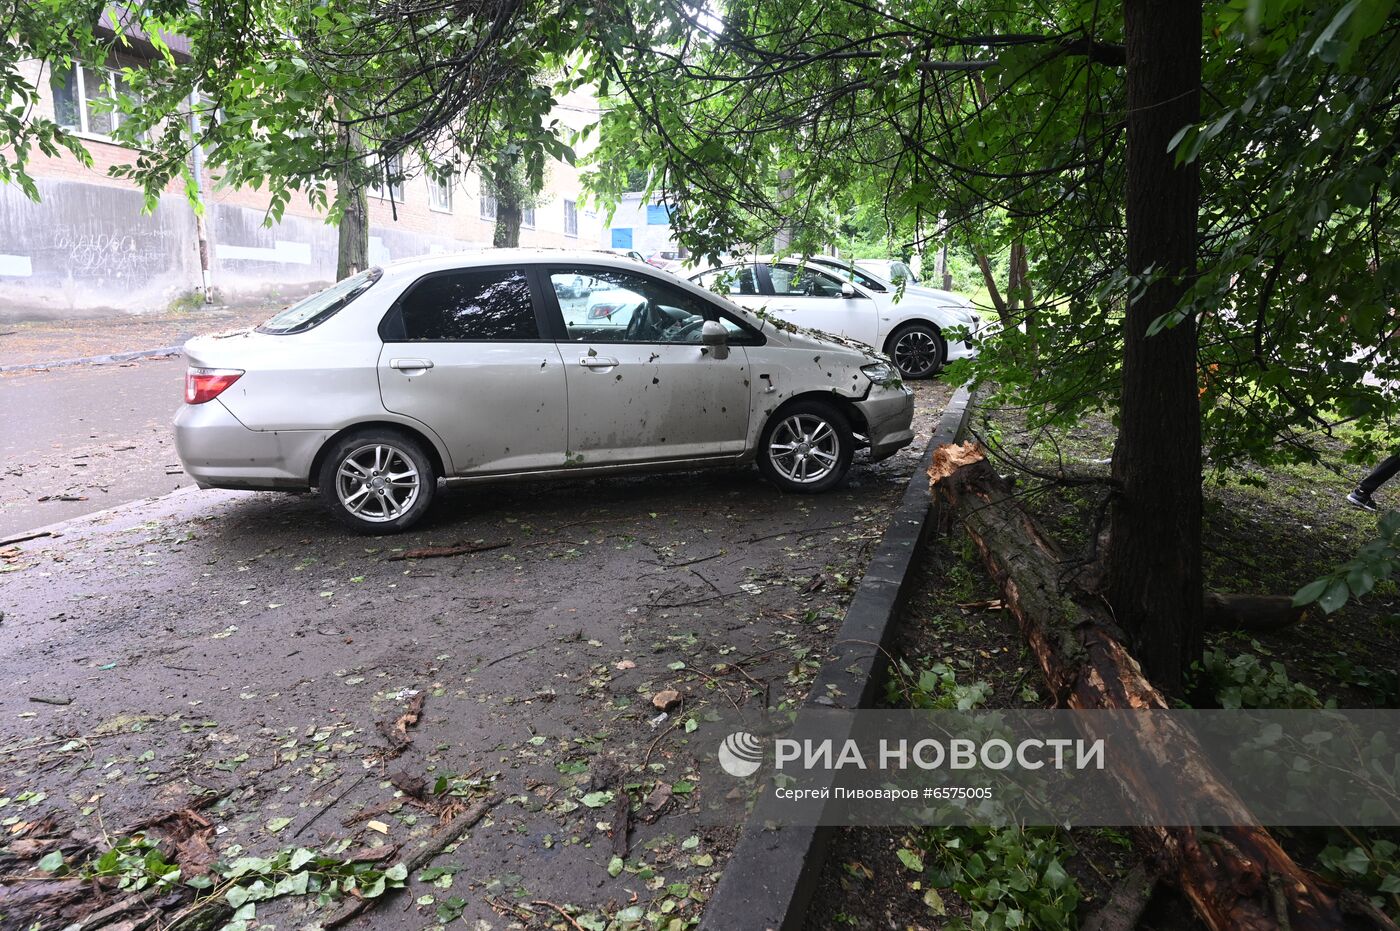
<box><xmin>611</xmin><ymin>228</ymin><xmax>633</xmax><ymax>249</ymax></box>
<box><xmin>646</xmin><ymin>204</ymin><xmax>672</xmax><ymax>225</ymax></box>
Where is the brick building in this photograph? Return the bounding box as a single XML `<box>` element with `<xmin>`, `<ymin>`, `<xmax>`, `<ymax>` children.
<box><xmin>0</xmin><ymin>46</ymin><xmax>609</xmax><ymax>319</ymax></box>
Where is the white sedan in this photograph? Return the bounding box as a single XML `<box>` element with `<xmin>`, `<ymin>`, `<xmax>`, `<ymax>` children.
<box><xmin>175</xmin><ymin>250</ymin><xmax>915</xmax><ymax>533</ymax></box>
<box><xmin>690</xmin><ymin>257</ymin><xmax>980</xmax><ymax>378</ymax></box>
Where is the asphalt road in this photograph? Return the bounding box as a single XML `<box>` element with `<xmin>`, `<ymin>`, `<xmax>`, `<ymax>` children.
<box><xmin>0</xmin><ymin>358</ymin><xmax>188</xmax><ymax>538</ymax></box>
<box><xmin>0</xmin><ymin>380</ymin><xmax>954</xmax><ymax>929</ymax></box>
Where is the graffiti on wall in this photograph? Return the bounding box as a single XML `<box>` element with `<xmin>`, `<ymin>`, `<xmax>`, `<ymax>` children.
<box><xmin>49</xmin><ymin>225</ymin><xmax>181</xmax><ymax>279</ymax></box>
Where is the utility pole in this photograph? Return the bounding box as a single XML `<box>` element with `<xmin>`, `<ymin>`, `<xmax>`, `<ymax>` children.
<box><xmin>188</xmin><ymin>91</ymin><xmax>213</xmax><ymax>303</ymax></box>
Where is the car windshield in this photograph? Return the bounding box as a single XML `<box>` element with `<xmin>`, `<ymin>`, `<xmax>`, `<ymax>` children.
<box><xmin>809</xmin><ymin>257</ymin><xmax>887</xmax><ymax>291</ymax></box>
<box><xmin>257</xmin><ymin>268</ymin><xmax>382</xmax><ymax>335</ymax></box>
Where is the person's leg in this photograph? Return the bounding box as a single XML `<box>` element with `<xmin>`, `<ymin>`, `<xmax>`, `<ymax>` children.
<box><xmin>1358</xmin><ymin>451</ymin><xmax>1400</xmax><ymax>496</ymax></box>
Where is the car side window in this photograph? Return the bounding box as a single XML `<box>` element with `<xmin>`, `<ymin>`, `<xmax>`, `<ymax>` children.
<box><xmin>767</xmin><ymin>264</ymin><xmax>846</xmax><ymax>298</ymax></box>
<box><xmin>695</xmin><ymin>265</ymin><xmax>760</xmax><ymax>296</ymax></box>
<box><xmin>388</xmin><ymin>267</ymin><xmax>539</xmax><ymax>341</ymax></box>
<box><xmin>549</xmin><ymin>266</ymin><xmax>759</xmax><ymax>345</ymax></box>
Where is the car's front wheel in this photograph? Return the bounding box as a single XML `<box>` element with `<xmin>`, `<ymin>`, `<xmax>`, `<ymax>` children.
<box><xmin>887</xmin><ymin>323</ymin><xmax>945</xmax><ymax>378</ymax></box>
<box><xmin>757</xmin><ymin>400</ymin><xmax>854</xmax><ymax>494</ymax></box>
<box><xmin>318</xmin><ymin>430</ymin><xmax>436</xmax><ymax>534</ymax></box>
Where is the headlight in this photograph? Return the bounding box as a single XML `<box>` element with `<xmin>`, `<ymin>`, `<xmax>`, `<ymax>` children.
<box><xmin>861</xmin><ymin>361</ymin><xmax>896</xmax><ymax>383</ymax></box>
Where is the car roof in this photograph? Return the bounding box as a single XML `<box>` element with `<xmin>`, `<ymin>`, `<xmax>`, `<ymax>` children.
<box><xmin>377</xmin><ymin>248</ymin><xmax>652</xmax><ymax>280</ymax></box>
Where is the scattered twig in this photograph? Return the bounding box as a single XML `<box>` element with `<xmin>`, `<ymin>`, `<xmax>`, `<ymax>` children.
<box><xmin>0</xmin><ymin>530</ymin><xmax>53</xmax><ymax>546</ymax></box>
<box><xmin>387</xmin><ymin>539</ymin><xmax>511</xmax><ymax>561</ymax></box>
<box><xmin>293</xmin><ymin>773</ymin><xmax>370</xmax><ymax>838</ymax></box>
<box><xmin>323</xmin><ymin>796</ymin><xmax>498</xmax><ymax>929</ymax></box>
<box><xmin>532</xmin><ymin>899</ymin><xmax>589</xmax><ymax>931</ymax></box>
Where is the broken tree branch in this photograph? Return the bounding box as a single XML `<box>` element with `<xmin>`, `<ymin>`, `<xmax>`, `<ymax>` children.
<box><xmin>323</xmin><ymin>796</ymin><xmax>498</xmax><ymax>929</ymax></box>
<box><xmin>929</xmin><ymin>441</ymin><xmax>1396</xmax><ymax>931</ymax></box>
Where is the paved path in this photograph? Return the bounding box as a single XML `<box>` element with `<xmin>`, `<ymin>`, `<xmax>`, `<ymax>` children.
<box><xmin>0</xmin><ymin>381</ymin><xmax>952</xmax><ymax>930</ymax></box>
<box><xmin>0</xmin><ymin>358</ymin><xmax>189</xmax><ymax>538</ymax></box>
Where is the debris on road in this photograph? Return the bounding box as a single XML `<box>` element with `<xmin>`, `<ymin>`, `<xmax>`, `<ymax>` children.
<box><xmin>651</xmin><ymin>689</ymin><xmax>682</xmax><ymax>712</ymax></box>
<box><xmin>387</xmin><ymin>539</ymin><xmax>512</xmax><ymax>561</ymax></box>
<box><xmin>26</xmin><ymin>695</ymin><xmax>72</xmax><ymax>706</ymax></box>
<box><xmin>375</xmin><ymin>691</ymin><xmax>425</xmax><ymax>758</ymax></box>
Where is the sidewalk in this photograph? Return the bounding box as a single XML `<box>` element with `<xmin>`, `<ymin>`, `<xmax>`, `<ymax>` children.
<box><xmin>0</xmin><ymin>301</ymin><xmax>282</xmax><ymax>370</ymax></box>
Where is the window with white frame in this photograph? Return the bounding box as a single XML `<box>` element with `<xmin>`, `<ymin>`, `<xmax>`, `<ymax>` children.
<box><xmin>480</xmin><ymin>193</ymin><xmax>498</xmax><ymax>221</ymax></box>
<box><xmin>368</xmin><ymin>154</ymin><xmax>405</xmax><ymax>202</ymax></box>
<box><xmin>521</xmin><ymin>206</ymin><xmax>536</xmax><ymax>228</ymax></box>
<box><xmin>50</xmin><ymin>61</ymin><xmax>142</xmax><ymax>141</ymax></box>
<box><xmin>564</xmin><ymin>199</ymin><xmax>578</xmax><ymax>237</ymax></box>
<box><xmin>428</xmin><ymin>173</ymin><xmax>453</xmax><ymax>212</ymax></box>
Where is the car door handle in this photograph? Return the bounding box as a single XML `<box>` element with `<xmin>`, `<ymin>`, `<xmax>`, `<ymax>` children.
<box><xmin>389</xmin><ymin>358</ymin><xmax>434</xmax><ymax>370</ymax></box>
<box><xmin>579</xmin><ymin>357</ymin><xmax>621</xmax><ymax>368</ymax></box>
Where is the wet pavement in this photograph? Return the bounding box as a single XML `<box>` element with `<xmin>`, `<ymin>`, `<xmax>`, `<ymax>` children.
<box><xmin>0</xmin><ymin>381</ymin><xmax>954</xmax><ymax>930</ymax></box>
<box><xmin>0</xmin><ymin>358</ymin><xmax>189</xmax><ymax>538</ymax></box>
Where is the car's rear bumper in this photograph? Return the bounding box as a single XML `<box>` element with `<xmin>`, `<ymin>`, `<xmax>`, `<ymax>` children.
<box><xmin>174</xmin><ymin>401</ymin><xmax>330</xmax><ymax>491</ymax></box>
<box><xmin>855</xmin><ymin>384</ymin><xmax>916</xmax><ymax>462</ymax></box>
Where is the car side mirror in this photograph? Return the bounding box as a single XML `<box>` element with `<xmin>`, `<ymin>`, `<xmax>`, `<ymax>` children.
<box><xmin>841</xmin><ymin>281</ymin><xmax>857</xmax><ymax>299</ymax></box>
<box><xmin>701</xmin><ymin>320</ymin><xmax>730</xmax><ymax>359</ymax></box>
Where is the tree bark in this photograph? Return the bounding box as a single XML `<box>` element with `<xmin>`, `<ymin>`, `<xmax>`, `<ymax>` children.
<box><xmin>335</xmin><ymin>123</ymin><xmax>369</xmax><ymax>280</ymax></box>
<box><xmin>1108</xmin><ymin>0</ymin><xmax>1204</xmax><ymax>693</ymax></box>
<box><xmin>929</xmin><ymin>443</ymin><xmax>1395</xmax><ymax>931</ymax></box>
<box><xmin>493</xmin><ymin>200</ymin><xmax>523</xmax><ymax>248</ymax></box>
<box><xmin>974</xmin><ymin>252</ymin><xmax>1011</xmax><ymax>327</ymax></box>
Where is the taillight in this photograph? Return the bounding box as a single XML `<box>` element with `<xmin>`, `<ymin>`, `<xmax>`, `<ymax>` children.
<box><xmin>185</xmin><ymin>367</ymin><xmax>244</xmax><ymax>404</ymax></box>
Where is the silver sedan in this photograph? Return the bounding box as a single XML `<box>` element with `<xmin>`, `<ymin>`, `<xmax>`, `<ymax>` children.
<box><xmin>175</xmin><ymin>250</ymin><xmax>915</xmax><ymax>533</ymax></box>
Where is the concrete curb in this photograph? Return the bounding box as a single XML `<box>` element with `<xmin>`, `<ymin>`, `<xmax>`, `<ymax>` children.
<box><xmin>699</xmin><ymin>383</ymin><xmax>976</xmax><ymax>931</ymax></box>
<box><xmin>0</xmin><ymin>345</ymin><xmax>183</xmax><ymax>374</ymax></box>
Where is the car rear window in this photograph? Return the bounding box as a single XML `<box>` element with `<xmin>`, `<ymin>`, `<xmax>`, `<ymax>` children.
<box><xmin>257</xmin><ymin>268</ymin><xmax>382</xmax><ymax>335</ymax></box>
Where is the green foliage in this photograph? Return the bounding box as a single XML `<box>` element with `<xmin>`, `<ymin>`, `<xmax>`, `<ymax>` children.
<box><xmin>910</xmin><ymin>826</ymin><xmax>1080</xmax><ymax>931</ymax></box>
<box><xmin>1295</xmin><ymin>510</ymin><xmax>1400</xmax><ymax>614</ymax></box>
<box><xmin>38</xmin><ymin>832</ymin><xmax>407</xmax><ymax>926</ymax></box>
<box><xmin>888</xmin><ymin>659</ymin><xmax>993</xmax><ymax>711</ymax></box>
<box><xmin>1315</xmin><ymin>831</ymin><xmax>1400</xmax><ymax>920</ymax></box>
<box><xmin>1194</xmin><ymin>644</ymin><xmax>1326</xmax><ymax>709</ymax></box>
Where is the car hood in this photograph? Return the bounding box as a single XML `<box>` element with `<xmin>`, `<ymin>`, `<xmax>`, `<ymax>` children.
<box><xmin>745</xmin><ymin>311</ymin><xmax>884</xmax><ymax>364</ymax></box>
<box><xmin>899</xmin><ymin>285</ymin><xmax>975</xmax><ymax>311</ymax></box>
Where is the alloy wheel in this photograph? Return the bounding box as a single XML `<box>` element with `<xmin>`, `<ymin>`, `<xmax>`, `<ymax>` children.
<box><xmin>767</xmin><ymin>413</ymin><xmax>841</xmax><ymax>484</ymax></box>
<box><xmin>893</xmin><ymin>329</ymin><xmax>940</xmax><ymax>376</ymax></box>
<box><xmin>335</xmin><ymin>443</ymin><xmax>421</xmax><ymax>523</ymax></box>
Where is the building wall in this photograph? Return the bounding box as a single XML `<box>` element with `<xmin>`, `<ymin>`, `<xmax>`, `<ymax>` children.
<box><xmin>603</xmin><ymin>192</ymin><xmax>681</xmax><ymax>257</ymax></box>
<box><xmin>0</xmin><ymin>58</ymin><xmax>606</xmax><ymax>319</ymax></box>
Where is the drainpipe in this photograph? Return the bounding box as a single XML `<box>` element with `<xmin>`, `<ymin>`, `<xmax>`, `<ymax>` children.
<box><xmin>188</xmin><ymin>90</ymin><xmax>213</xmax><ymax>303</ymax></box>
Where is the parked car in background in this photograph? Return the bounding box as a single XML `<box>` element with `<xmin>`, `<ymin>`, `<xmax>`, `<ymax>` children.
<box><xmin>855</xmin><ymin>259</ymin><xmax>921</xmax><ymax>285</ymax></box>
<box><xmin>647</xmin><ymin>250</ymin><xmax>685</xmax><ymax>268</ymax></box>
<box><xmin>176</xmin><ymin>251</ymin><xmax>915</xmax><ymax>534</ymax></box>
<box><xmin>596</xmin><ymin>248</ymin><xmax>649</xmax><ymax>264</ymax></box>
<box><xmin>690</xmin><ymin>256</ymin><xmax>980</xmax><ymax>379</ymax></box>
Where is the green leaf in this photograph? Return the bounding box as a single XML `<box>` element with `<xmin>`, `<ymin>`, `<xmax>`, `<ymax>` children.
<box><xmin>608</xmin><ymin>855</ymin><xmax>624</xmax><ymax>877</ymax></box>
<box><xmin>1293</xmin><ymin>577</ymin><xmax>1330</xmax><ymax>606</ymax></box>
<box><xmin>897</xmin><ymin>849</ymin><xmax>924</xmax><ymax>873</ymax></box>
<box><xmin>1318</xmin><ymin>578</ymin><xmax>1350</xmax><ymax>614</ymax></box>
<box><xmin>581</xmin><ymin>791</ymin><xmax>614</xmax><ymax>808</ymax></box>
<box><xmin>37</xmin><ymin>850</ymin><xmax>64</xmax><ymax>872</ymax></box>
<box><xmin>265</xmin><ymin>816</ymin><xmax>293</xmax><ymax>834</ymax></box>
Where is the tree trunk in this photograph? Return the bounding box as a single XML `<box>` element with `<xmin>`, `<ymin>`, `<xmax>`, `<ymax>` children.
<box><xmin>929</xmin><ymin>443</ymin><xmax>1395</xmax><ymax>931</ymax></box>
<box><xmin>1107</xmin><ymin>0</ymin><xmax>1204</xmax><ymax>693</ymax></box>
<box><xmin>974</xmin><ymin>252</ymin><xmax>1011</xmax><ymax>327</ymax></box>
<box><xmin>493</xmin><ymin>200</ymin><xmax>523</xmax><ymax>248</ymax></box>
<box><xmin>335</xmin><ymin>123</ymin><xmax>369</xmax><ymax>280</ymax></box>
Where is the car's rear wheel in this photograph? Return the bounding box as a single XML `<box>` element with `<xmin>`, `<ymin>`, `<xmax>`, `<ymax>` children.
<box><xmin>887</xmin><ymin>323</ymin><xmax>945</xmax><ymax>378</ymax></box>
<box><xmin>318</xmin><ymin>430</ymin><xmax>436</xmax><ymax>534</ymax></box>
<box><xmin>757</xmin><ymin>400</ymin><xmax>854</xmax><ymax>494</ymax></box>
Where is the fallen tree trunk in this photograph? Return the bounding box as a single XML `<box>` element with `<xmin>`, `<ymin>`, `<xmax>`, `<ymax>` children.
<box><xmin>929</xmin><ymin>442</ymin><xmax>1395</xmax><ymax>931</ymax></box>
<box><xmin>1204</xmin><ymin>592</ymin><xmax>1306</xmax><ymax>632</ymax></box>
